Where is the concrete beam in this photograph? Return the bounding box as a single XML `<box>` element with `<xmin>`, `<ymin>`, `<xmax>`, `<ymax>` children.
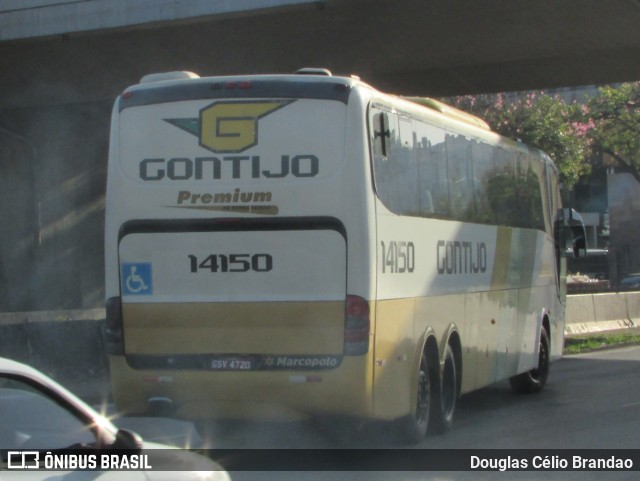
<box><xmin>0</xmin><ymin>0</ymin><xmax>318</xmax><ymax>41</ymax></box>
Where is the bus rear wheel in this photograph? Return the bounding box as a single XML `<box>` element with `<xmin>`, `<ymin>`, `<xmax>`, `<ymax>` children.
<box><xmin>510</xmin><ymin>326</ymin><xmax>550</xmax><ymax>394</ymax></box>
<box><xmin>431</xmin><ymin>343</ymin><xmax>457</xmax><ymax>433</ymax></box>
<box><xmin>399</xmin><ymin>351</ymin><xmax>434</xmax><ymax>444</ymax></box>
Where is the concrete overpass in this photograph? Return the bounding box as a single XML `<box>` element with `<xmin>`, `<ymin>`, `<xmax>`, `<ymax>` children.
<box><xmin>1</xmin><ymin>0</ymin><xmax>639</xmax><ymax>107</ymax></box>
<box><xmin>0</xmin><ymin>0</ymin><xmax>639</xmax><ymax>312</ymax></box>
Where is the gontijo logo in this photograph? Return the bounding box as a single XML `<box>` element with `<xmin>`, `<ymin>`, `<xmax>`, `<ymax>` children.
<box><xmin>165</xmin><ymin>100</ymin><xmax>294</xmax><ymax>153</ymax></box>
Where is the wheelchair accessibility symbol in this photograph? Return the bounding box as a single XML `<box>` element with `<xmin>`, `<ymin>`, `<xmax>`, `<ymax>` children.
<box><xmin>122</xmin><ymin>263</ymin><xmax>153</xmax><ymax>295</ymax></box>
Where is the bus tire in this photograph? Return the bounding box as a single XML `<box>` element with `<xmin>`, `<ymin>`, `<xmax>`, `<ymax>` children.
<box><xmin>398</xmin><ymin>350</ymin><xmax>434</xmax><ymax>444</ymax></box>
<box><xmin>510</xmin><ymin>326</ymin><xmax>550</xmax><ymax>394</ymax></box>
<box><xmin>431</xmin><ymin>343</ymin><xmax>457</xmax><ymax>433</ymax></box>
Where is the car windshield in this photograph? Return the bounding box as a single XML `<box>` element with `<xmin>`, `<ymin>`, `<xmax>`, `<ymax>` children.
<box><xmin>0</xmin><ymin>375</ymin><xmax>97</xmax><ymax>451</ymax></box>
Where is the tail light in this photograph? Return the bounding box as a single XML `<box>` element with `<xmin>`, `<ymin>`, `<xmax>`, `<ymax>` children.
<box><xmin>344</xmin><ymin>295</ymin><xmax>370</xmax><ymax>356</ymax></box>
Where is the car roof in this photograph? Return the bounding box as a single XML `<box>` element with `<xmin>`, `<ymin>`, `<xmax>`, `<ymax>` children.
<box><xmin>0</xmin><ymin>356</ymin><xmax>118</xmax><ymax>437</ymax></box>
<box><xmin>1</xmin><ymin>356</ymin><xmax>46</xmax><ymax>376</ymax></box>
<box><xmin>1</xmin><ymin>356</ymin><xmax>70</xmax><ymax>389</ymax></box>
<box><xmin>1</xmin><ymin>362</ymin><xmax>229</xmax><ymax>475</ymax></box>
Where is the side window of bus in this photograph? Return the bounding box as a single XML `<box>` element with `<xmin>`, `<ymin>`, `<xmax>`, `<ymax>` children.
<box><xmin>371</xmin><ymin>110</ymin><xmax>393</xmax><ymax>209</ymax></box>
<box><xmin>515</xmin><ymin>154</ymin><xmax>546</xmax><ymax>231</ymax></box>
<box><xmin>370</xmin><ymin>110</ymin><xmax>418</xmax><ymax>215</ymax></box>
<box><xmin>470</xmin><ymin>141</ymin><xmax>496</xmax><ymax>224</ymax></box>
<box><xmin>446</xmin><ymin>132</ymin><xmax>475</xmax><ymax>221</ymax></box>
<box><xmin>547</xmin><ymin>162</ymin><xmax>562</xmax><ymax>233</ymax></box>
<box><xmin>396</xmin><ymin>116</ymin><xmax>419</xmax><ymax>215</ymax></box>
<box><xmin>370</xmin><ymin>109</ymin><xmax>548</xmax><ymax>232</ymax></box>
<box><xmin>371</xmin><ymin>110</ymin><xmax>396</xmax><ymax>211</ymax></box>
<box><xmin>484</xmin><ymin>147</ymin><xmax>546</xmax><ymax>231</ymax></box>
<box><xmin>415</xmin><ymin>121</ymin><xmax>449</xmax><ymax>218</ymax></box>
<box><xmin>487</xmin><ymin>147</ymin><xmax>517</xmax><ymax>227</ymax></box>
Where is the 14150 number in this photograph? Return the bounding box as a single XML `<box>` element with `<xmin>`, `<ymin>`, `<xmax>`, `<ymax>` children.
<box><xmin>381</xmin><ymin>241</ymin><xmax>415</xmax><ymax>273</ymax></box>
<box><xmin>188</xmin><ymin>254</ymin><xmax>273</xmax><ymax>273</ymax></box>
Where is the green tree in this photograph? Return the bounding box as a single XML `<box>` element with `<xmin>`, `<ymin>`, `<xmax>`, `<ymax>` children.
<box><xmin>445</xmin><ymin>82</ymin><xmax>640</xmax><ymax>186</ymax></box>
<box><xmin>444</xmin><ymin>91</ymin><xmax>591</xmax><ymax>188</ymax></box>
<box><xmin>584</xmin><ymin>82</ymin><xmax>640</xmax><ymax>183</ymax></box>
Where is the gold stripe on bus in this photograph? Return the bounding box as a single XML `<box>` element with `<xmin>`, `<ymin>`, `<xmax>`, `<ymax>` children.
<box><xmin>519</xmin><ymin>230</ymin><xmax>539</xmax><ymax>286</ymax></box>
<box><xmin>490</xmin><ymin>226</ymin><xmax>512</xmax><ymax>291</ymax></box>
<box><xmin>122</xmin><ymin>301</ymin><xmax>344</xmax><ymax>355</ymax></box>
<box><xmin>167</xmin><ymin>205</ymin><xmax>279</xmax><ymax>215</ymax></box>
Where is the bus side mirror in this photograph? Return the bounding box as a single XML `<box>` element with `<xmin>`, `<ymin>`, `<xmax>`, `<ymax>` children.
<box><xmin>559</xmin><ymin>208</ymin><xmax>587</xmax><ymax>259</ymax></box>
<box><xmin>573</xmin><ymin>235</ymin><xmax>586</xmax><ymax>259</ymax></box>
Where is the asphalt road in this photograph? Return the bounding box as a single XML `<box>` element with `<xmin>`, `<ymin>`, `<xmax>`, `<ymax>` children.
<box><xmin>113</xmin><ymin>346</ymin><xmax>640</xmax><ymax>480</ymax></box>
<box><xmin>207</xmin><ymin>346</ymin><xmax>640</xmax><ymax>481</ymax></box>
<box><xmin>191</xmin><ymin>346</ymin><xmax>640</xmax><ymax>450</ymax></box>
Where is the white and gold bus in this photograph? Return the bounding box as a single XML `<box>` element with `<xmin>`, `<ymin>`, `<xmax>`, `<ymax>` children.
<box><xmin>105</xmin><ymin>69</ymin><xmax>568</xmax><ymax>442</ymax></box>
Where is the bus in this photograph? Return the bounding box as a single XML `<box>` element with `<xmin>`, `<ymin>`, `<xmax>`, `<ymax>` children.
<box><xmin>104</xmin><ymin>68</ymin><xmax>568</xmax><ymax>442</ymax></box>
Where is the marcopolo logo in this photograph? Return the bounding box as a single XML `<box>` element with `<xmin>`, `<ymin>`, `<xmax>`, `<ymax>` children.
<box><xmin>165</xmin><ymin>100</ymin><xmax>294</xmax><ymax>153</ymax></box>
<box><xmin>263</xmin><ymin>355</ymin><xmax>342</xmax><ymax>370</ymax></box>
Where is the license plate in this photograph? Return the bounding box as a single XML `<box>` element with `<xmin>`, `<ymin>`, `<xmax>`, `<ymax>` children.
<box><xmin>210</xmin><ymin>358</ymin><xmax>253</xmax><ymax>371</ymax></box>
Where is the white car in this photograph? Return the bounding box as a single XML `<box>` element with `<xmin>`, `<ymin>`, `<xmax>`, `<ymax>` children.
<box><xmin>0</xmin><ymin>357</ymin><xmax>230</xmax><ymax>480</ymax></box>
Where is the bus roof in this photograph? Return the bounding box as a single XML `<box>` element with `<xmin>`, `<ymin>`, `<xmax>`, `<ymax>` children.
<box><xmin>118</xmin><ymin>71</ymin><xmax>368</xmax><ymax>112</ymax></box>
<box><xmin>119</xmin><ymin>69</ymin><xmax>536</xmax><ymax>154</ymax></box>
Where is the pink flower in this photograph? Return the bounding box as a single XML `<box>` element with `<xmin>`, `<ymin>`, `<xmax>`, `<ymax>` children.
<box><xmin>526</xmin><ymin>92</ymin><xmax>536</xmax><ymax>107</ymax></box>
<box><xmin>570</xmin><ymin>119</ymin><xmax>596</xmax><ymax>137</ymax></box>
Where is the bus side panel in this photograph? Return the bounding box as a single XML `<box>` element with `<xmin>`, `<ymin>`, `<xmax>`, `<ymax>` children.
<box><xmin>484</xmin><ymin>228</ymin><xmax>560</xmax><ymax>385</ymax></box>
<box><xmin>371</xmin><ymin>297</ymin><xmax>415</xmax><ymax>419</ymax></box>
<box><xmin>372</xmin><ymin>213</ymin><xmax>498</xmax><ymax>418</ymax></box>
<box><xmin>513</xmin><ymin>229</ymin><xmax>560</xmax><ymax>374</ymax></box>
<box><xmin>462</xmin><ymin>291</ymin><xmax>499</xmax><ymax>392</ymax></box>
<box><xmin>372</xmin><ymin>211</ymin><xmax>561</xmax><ymax>412</ymax></box>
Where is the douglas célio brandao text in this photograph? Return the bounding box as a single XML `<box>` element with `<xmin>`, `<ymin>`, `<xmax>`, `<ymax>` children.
<box><xmin>470</xmin><ymin>454</ymin><xmax>634</xmax><ymax>471</ymax></box>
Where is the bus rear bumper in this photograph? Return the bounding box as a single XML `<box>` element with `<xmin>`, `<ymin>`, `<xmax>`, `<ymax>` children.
<box><xmin>108</xmin><ymin>354</ymin><xmax>375</xmax><ymax>421</ymax></box>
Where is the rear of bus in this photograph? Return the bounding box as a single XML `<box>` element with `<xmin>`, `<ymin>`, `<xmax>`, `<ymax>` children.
<box><xmin>104</xmin><ymin>72</ymin><xmax>376</xmax><ymax>420</ymax></box>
